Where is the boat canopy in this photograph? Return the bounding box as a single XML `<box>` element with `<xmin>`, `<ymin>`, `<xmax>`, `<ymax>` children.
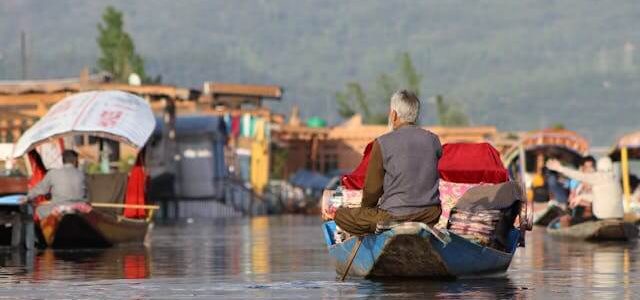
<box><xmin>503</xmin><ymin>128</ymin><xmax>590</xmax><ymax>169</ymax></box>
<box><xmin>609</xmin><ymin>131</ymin><xmax>640</xmax><ymax>161</ymax></box>
<box><xmin>13</xmin><ymin>90</ymin><xmax>156</xmax><ymax>158</ymax></box>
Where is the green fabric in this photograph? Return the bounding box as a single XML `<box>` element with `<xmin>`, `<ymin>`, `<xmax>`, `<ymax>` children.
<box><xmin>86</xmin><ymin>173</ymin><xmax>128</xmax><ymax>215</ymax></box>
<box><xmin>306</xmin><ymin>117</ymin><xmax>327</xmax><ymax>128</ymax></box>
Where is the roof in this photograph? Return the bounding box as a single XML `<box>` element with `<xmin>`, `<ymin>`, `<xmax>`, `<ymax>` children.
<box><xmin>502</xmin><ymin>128</ymin><xmax>590</xmax><ymax>166</ymax></box>
<box><xmin>0</xmin><ymin>73</ymin><xmax>198</xmax><ymax>100</ymax></box>
<box><xmin>613</xmin><ymin>131</ymin><xmax>640</xmax><ymax>149</ymax></box>
<box><xmin>0</xmin><ymin>73</ymin><xmax>110</xmax><ymax>95</ymax></box>
<box><xmin>13</xmin><ymin>91</ymin><xmax>156</xmax><ymax>157</ymax></box>
<box><xmin>204</xmin><ymin>82</ymin><xmax>283</xmax><ymax>99</ymax></box>
<box><xmin>609</xmin><ymin>131</ymin><xmax>640</xmax><ymax>161</ymax></box>
<box><xmin>520</xmin><ymin>128</ymin><xmax>590</xmax><ymax>155</ymax></box>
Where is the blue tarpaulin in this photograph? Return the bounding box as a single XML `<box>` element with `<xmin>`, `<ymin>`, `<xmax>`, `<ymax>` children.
<box><xmin>289</xmin><ymin>170</ymin><xmax>331</xmax><ymax>191</ymax></box>
<box><xmin>0</xmin><ymin>194</ymin><xmax>23</xmax><ymax>206</ymax></box>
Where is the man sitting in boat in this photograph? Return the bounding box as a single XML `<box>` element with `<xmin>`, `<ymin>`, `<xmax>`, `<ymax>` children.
<box><xmin>334</xmin><ymin>90</ymin><xmax>442</xmax><ymax>235</ymax></box>
<box><xmin>546</xmin><ymin>157</ymin><xmax>624</xmax><ymax>224</ymax></box>
<box><xmin>24</xmin><ymin>150</ymin><xmax>87</xmax><ymax>213</ymax></box>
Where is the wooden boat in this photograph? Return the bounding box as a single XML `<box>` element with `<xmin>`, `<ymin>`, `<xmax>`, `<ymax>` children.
<box><xmin>502</xmin><ymin>128</ymin><xmax>589</xmax><ymax>203</ymax></box>
<box><xmin>547</xmin><ymin>218</ymin><xmax>639</xmax><ymax>241</ymax></box>
<box><xmin>533</xmin><ymin>204</ymin><xmax>566</xmax><ymax>226</ymax></box>
<box><xmin>36</xmin><ymin>202</ymin><xmax>150</xmax><ymax>248</ymax></box>
<box><xmin>13</xmin><ymin>91</ymin><xmax>158</xmax><ymax>248</ymax></box>
<box><xmin>322</xmin><ymin>221</ymin><xmax>522</xmax><ymax>278</ymax></box>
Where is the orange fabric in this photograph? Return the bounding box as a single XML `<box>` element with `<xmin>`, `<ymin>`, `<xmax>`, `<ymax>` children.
<box><xmin>27</xmin><ymin>150</ymin><xmax>48</xmax><ymax>207</ymax></box>
<box><xmin>124</xmin><ymin>152</ymin><xmax>147</xmax><ymax>218</ymax></box>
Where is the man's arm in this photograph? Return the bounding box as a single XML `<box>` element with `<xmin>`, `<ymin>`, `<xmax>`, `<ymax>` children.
<box><xmin>547</xmin><ymin>160</ymin><xmax>599</xmax><ymax>185</ymax></box>
<box><xmin>362</xmin><ymin>140</ymin><xmax>384</xmax><ymax>208</ymax></box>
<box><xmin>434</xmin><ymin>135</ymin><xmax>442</xmax><ymax>159</ymax></box>
<box><xmin>27</xmin><ymin>173</ymin><xmax>51</xmax><ymax>200</ymax></box>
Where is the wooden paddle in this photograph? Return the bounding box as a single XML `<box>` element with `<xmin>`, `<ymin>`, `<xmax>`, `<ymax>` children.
<box><xmin>340</xmin><ymin>236</ymin><xmax>363</xmax><ymax>281</ymax></box>
<box><xmin>91</xmin><ymin>203</ymin><xmax>160</xmax><ymax>210</ymax></box>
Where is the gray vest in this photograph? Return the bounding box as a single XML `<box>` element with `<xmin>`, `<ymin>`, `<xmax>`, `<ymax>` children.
<box><xmin>377</xmin><ymin>125</ymin><xmax>441</xmax><ymax>216</ymax></box>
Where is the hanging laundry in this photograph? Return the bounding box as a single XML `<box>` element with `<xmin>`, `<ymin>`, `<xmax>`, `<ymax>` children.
<box><xmin>241</xmin><ymin>114</ymin><xmax>252</xmax><ymax>137</ymax></box>
<box><xmin>223</xmin><ymin>113</ymin><xmax>231</xmax><ymax>135</ymax></box>
<box><xmin>251</xmin><ymin>118</ymin><xmax>269</xmax><ymax>194</ymax></box>
<box><xmin>231</xmin><ymin>116</ymin><xmax>241</xmax><ymax>138</ymax></box>
<box><xmin>250</xmin><ymin>116</ymin><xmax>257</xmax><ymax>137</ymax></box>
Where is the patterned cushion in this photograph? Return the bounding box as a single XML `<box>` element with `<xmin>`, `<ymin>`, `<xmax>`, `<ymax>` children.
<box><xmin>436</xmin><ymin>180</ymin><xmax>486</xmax><ymax>229</ymax></box>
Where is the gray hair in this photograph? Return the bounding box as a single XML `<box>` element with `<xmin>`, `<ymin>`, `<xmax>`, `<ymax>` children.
<box><xmin>390</xmin><ymin>90</ymin><xmax>420</xmax><ymax>123</ymax></box>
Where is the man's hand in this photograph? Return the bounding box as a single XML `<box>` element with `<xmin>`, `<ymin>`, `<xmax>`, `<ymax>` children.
<box><xmin>546</xmin><ymin>159</ymin><xmax>562</xmax><ymax>171</ymax></box>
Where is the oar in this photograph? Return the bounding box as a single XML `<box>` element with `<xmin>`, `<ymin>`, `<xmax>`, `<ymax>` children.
<box><xmin>340</xmin><ymin>236</ymin><xmax>363</xmax><ymax>281</ymax></box>
<box><xmin>91</xmin><ymin>203</ymin><xmax>160</xmax><ymax>210</ymax></box>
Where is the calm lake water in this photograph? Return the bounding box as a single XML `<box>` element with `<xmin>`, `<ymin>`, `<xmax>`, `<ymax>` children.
<box><xmin>0</xmin><ymin>215</ymin><xmax>639</xmax><ymax>299</ymax></box>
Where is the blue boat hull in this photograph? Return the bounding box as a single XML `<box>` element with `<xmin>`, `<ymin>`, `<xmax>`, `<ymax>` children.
<box><xmin>323</xmin><ymin>221</ymin><xmax>520</xmax><ymax>278</ymax></box>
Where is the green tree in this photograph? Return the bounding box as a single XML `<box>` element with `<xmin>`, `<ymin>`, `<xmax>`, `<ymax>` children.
<box><xmin>435</xmin><ymin>95</ymin><xmax>470</xmax><ymax>126</ymax></box>
<box><xmin>398</xmin><ymin>52</ymin><xmax>422</xmax><ymax>97</ymax></box>
<box><xmin>97</xmin><ymin>6</ymin><xmax>147</xmax><ymax>82</ymax></box>
<box><xmin>335</xmin><ymin>52</ymin><xmax>423</xmax><ymax>124</ymax></box>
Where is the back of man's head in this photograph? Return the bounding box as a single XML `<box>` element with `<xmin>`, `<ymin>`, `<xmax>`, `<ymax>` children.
<box><xmin>62</xmin><ymin>150</ymin><xmax>78</xmax><ymax>166</ymax></box>
<box><xmin>582</xmin><ymin>155</ymin><xmax>596</xmax><ymax>166</ymax></box>
<box><xmin>390</xmin><ymin>90</ymin><xmax>420</xmax><ymax>124</ymax></box>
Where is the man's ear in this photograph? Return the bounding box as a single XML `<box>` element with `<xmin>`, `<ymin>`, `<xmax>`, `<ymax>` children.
<box><xmin>391</xmin><ymin>110</ymin><xmax>398</xmax><ymax>122</ymax></box>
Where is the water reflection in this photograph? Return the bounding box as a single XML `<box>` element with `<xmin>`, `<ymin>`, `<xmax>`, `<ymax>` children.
<box><xmin>0</xmin><ymin>216</ymin><xmax>639</xmax><ymax>299</ymax></box>
<box><xmin>510</xmin><ymin>228</ymin><xmax>640</xmax><ymax>299</ymax></box>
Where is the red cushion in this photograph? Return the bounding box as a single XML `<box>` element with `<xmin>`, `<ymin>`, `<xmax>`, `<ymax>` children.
<box><xmin>438</xmin><ymin>143</ymin><xmax>508</xmax><ymax>184</ymax></box>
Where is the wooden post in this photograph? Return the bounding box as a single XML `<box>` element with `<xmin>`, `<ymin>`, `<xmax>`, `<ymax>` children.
<box><xmin>621</xmin><ymin>146</ymin><xmax>631</xmax><ymax>212</ymax></box>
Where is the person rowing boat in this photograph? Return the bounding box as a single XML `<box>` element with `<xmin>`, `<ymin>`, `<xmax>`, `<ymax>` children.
<box><xmin>22</xmin><ymin>150</ymin><xmax>87</xmax><ymax>216</ymax></box>
<box><xmin>546</xmin><ymin>157</ymin><xmax>624</xmax><ymax>226</ymax></box>
<box><xmin>334</xmin><ymin>90</ymin><xmax>442</xmax><ymax>235</ymax></box>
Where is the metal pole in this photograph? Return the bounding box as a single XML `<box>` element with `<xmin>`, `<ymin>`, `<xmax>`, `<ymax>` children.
<box><xmin>20</xmin><ymin>31</ymin><xmax>28</xmax><ymax>80</ymax></box>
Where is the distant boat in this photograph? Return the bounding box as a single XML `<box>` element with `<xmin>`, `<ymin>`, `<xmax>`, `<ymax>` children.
<box><xmin>13</xmin><ymin>91</ymin><xmax>158</xmax><ymax>248</ymax></box>
<box><xmin>533</xmin><ymin>204</ymin><xmax>566</xmax><ymax>226</ymax></box>
<box><xmin>36</xmin><ymin>202</ymin><xmax>150</xmax><ymax>248</ymax></box>
<box><xmin>322</xmin><ymin>221</ymin><xmax>522</xmax><ymax>278</ymax></box>
<box><xmin>547</xmin><ymin>218</ymin><xmax>639</xmax><ymax>241</ymax></box>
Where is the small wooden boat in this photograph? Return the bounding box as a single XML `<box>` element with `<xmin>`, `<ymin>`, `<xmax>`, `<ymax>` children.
<box><xmin>502</xmin><ymin>128</ymin><xmax>589</xmax><ymax>203</ymax></box>
<box><xmin>13</xmin><ymin>91</ymin><xmax>159</xmax><ymax>248</ymax></box>
<box><xmin>322</xmin><ymin>221</ymin><xmax>521</xmax><ymax>278</ymax></box>
<box><xmin>547</xmin><ymin>218</ymin><xmax>639</xmax><ymax>241</ymax></box>
<box><xmin>36</xmin><ymin>202</ymin><xmax>150</xmax><ymax>248</ymax></box>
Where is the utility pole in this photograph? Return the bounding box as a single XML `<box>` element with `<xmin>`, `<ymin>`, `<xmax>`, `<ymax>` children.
<box><xmin>20</xmin><ymin>31</ymin><xmax>28</xmax><ymax>80</ymax></box>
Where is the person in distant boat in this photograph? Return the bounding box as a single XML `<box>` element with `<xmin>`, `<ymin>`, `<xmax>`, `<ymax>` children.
<box><xmin>544</xmin><ymin>153</ymin><xmax>570</xmax><ymax>209</ymax></box>
<box><xmin>567</xmin><ymin>156</ymin><xmax>596</xmax><ymax>209</ymax></box>
<box><xmin>334</xmin><ymin>90</ymin><xmax>442</xmax><ymax>235</ymax></box>
<box><xmin>546</xmin><ymin>157</ymin><xmax>624</xmax><ymax>224</ymax></box>
<box><xmin>24</xmin><ymin>150</ymin><xmax>87</xmax><ymax>204</ymax></box>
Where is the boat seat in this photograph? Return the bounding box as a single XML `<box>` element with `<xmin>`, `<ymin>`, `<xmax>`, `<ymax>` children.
<box><xmin>375</xmin><ymin>221</ymin><xmax>451</xmax><ymax>245</ymax></box>
<box><xmin>86</xmin><ymin>173</ymin><xmax>128</xmax><ymax>215</ymax></box>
